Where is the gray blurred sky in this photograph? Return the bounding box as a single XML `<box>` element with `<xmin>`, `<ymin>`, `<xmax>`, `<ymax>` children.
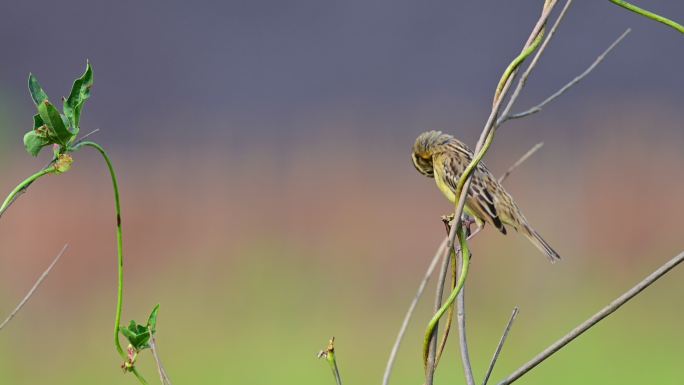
<box><xmin>0</xmin><ymin>1</ymin><xmax>682</xmax><ymax>150</ymax></box>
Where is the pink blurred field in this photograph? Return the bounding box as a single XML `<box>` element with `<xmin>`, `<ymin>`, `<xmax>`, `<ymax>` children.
<box><xmin>1</xmin><ymin>103</ymin><xmax>683</xmax><ymax>383</ymax></box>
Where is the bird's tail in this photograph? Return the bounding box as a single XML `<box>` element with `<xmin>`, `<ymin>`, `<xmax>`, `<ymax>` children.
<box><xmin>522</xmin><ymin>225</ymin><xmax>561</xmax><ymax>263</ymax></box>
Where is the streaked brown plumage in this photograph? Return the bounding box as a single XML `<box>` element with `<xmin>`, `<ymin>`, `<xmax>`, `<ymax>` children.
<box><xmin>411</xmin><ymin>130</ymin><xmax>561</xmax><ymax>262</ymax></box>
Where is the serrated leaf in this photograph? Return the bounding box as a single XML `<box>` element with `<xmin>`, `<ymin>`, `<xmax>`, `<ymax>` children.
<box><xmin>147</xmin><ymin>304</ymin><xmax>160</xmax><ymax>334</ymax></box>
<box><xmin>28</xmin><ymin>74</ymin><xmax>49</xmax><ymax>106</ymax></box>
<box><xmin>23</xmin><ymin>130</ymin><xmax>50</xmax><ymax>156</ymax></box>
<box><xmin>63</xmin><ymin>62</ymin><xmax>93</xmax><ymax>136</ymax></box>
<box><xmin>38</xmin><ymin>100</ymin><xmax>73</xmax><ymax>146</ymax></box>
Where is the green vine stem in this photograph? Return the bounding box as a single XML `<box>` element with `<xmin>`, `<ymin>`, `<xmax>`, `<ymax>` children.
<box><xmin>0</xmin><ymin>166</ymin><xmax>56</xmax><ymax>217</ymax></box>
<box><xmin>422</xmin><ymin>225</ymin><xmax>471</xmax><ymax>369</ymax></box>
<box><xmin>434</xmin><ymin>247</ymin><xmax>457</xmax><ymax>366</ymax></box>
<box><xmin>72</xmin><ymin>141</ymin><xmax>149</xmax><ymax>384</ymax></box>
<box><xmin>423</xmin><ymin>4</ymin><xmax>548</xmax><ymax>380</ymax></box>
<box><xmin>494</xmin><ymin>29</ymin><xmax>545</xmax><ymax>102</ymax></box>
<box><xmin>451</xmin><ymin>0</ymin><xmax>547</xmax><ymax>247</ymax></box>
<box><xmin>73</xmin><ymin>141</ymin><xmax>126</xmax><ymax>360</ymax></box>
<box><xmin>318</xmin><ymin>337</ymin><xmax>343</xmax><ymax>385</ymax></box>
<box><xmin>132</xmin><ymin>368</ymin><xmax>150</xmax><ymax>385</ymax></box>
<box><xmin>609</xmin><ymin>0</ymin><xmax>684</xmax><ymax>34</ymax></box>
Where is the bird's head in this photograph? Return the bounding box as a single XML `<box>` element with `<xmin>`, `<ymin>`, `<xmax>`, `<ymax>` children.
<box><xmin>411</xmin><ymin>130</ymin><xmax>452</xmax><ymax>178</ymax></box>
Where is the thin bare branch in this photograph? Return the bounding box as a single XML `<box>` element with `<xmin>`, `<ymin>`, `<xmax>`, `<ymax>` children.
<box><xmin>482</xmin><ymin>307</ymin><xmax>520</xmax><ymax>385</ymax></box>
<box><xmin>72</xmin><ymin>128</ymin><xmax>101</xmax><ymax>146</ymax></box>
<box><xmin>497</xmin><ymin>250</ymin><xmax>684</xmax><ymax>385</ymax></box>
<box><xmin>456</xmin><ymin>279</ymin><xmax>475</xmax><ymax>385</ymax></box>
<box><xmin>425</xmin><ymin>243</ymin><xmax>451</xmax><ymax>385</ymax></box>
<box><xmin>498</xmin><ymin>0</ymin><xmax>574</xmax><ymax>123</ymax></box>
<box><xmin>507</xmin><ymin>28</ymin><xmax>631</xmax><ymax>121</ymax></box>
<box><xmin>0</xmin><ymin>244</ymin><xmax>68</xmax><ymax>331</ymax></box>
<box><xmin>382</xmin><ymin>237</ymin><xmax>448</xmax><ymax>385</ymax></box>
<box><xmin>499</xmin><ymin>143</ymin><xmax>544</xmax><ymax>184</ymax></box>
<box><xmin>149</xmin><ymin>336</ymin><xmax>173</xmax><ymax>385</ymax></box>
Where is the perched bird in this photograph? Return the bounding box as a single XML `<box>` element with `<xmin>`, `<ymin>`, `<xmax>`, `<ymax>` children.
<box><xmin>411</xmin><ymin>130</ymin><xmax>561</xmax><ymax>262</ymax></box>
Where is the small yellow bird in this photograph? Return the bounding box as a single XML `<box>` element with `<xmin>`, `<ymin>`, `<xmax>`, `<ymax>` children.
<box><xmin>411</xmin><ymin>130</ymin><xmax>561</xmax><ymax>262</ymax></box>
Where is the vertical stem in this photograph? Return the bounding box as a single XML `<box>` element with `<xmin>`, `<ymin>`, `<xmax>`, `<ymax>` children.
<box><xmin>78</xmin><ymin>141</ymin><xmax>126</xmax><ymax>359</ymax></box>
<box><xmin>382</xmin><ymin>237</ymin><xmax>448</xmax><ymax>385</ymax></box>
<box><xmin>319</xmin><ymin>338</ymin><xmax>343</xmax><ymax>385</ymax></box>
<box><xmin>456</xmin><ymin>264</ymin><xmax>475</xmax><ymax>385</ymax></box>
<box><xmin>423</xmin><ymin>225</ymin><xmax>472</xmax><ymax>378</ymax></box>
<box><xmin>434</xmin><ymin>248</ymin><xmax>457</xmax><ymax>366</ymax></box>
<box><xmin>425</xmin><ymin>247</ymin><xmax>451</xmax><ymax>385</ymax></box>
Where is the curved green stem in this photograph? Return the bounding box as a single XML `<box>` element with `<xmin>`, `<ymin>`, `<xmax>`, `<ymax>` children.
<box><xmin>455</xmin><ymin>130</ymin><xmax>496</xmax><ymax>200</ymax></box>
<box><xmin>423</xmin><ymin>225</ymin><xmax>471</xmax><ymax>369</ymax></box>
<box><xmin>434</xmin><ymin>246</ymin><xmax>457</xmax><ymax>367</ymax></box>
<box><xmin>132</xmin><ymin>368</ymin><xmax>150</xmax><ymax>385</ymax></box>
<box><xmin>609</xmin><ymin>0</ymin><xmax>684</xmax><ymax>34</ymax></box>
<box><xmin>72</xmin><ymin>141</ymin><xmax>148</xmax><ymax>384</ymax></box>
<box><xmin>494</xmin><ymin>28</ymin><xmax>545</xmax><ymax>102</ymax></box>
<box><xmin>0</xmin><ymin>167</ymin><xmax>55</xmax><ymax>218</ymax></box>
<box><xmin>76</xmin><ymin>141</ymin><xmax>126</xmax><ymax>360</ymax></box>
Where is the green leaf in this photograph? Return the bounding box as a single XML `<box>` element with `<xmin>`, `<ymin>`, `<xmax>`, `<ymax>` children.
<box><xmin>28</xmin><ymin>74</ymin><xmax>49</xmax><ymax>106</ymax></box>
<box><xmin>120</xmin><ymin>320</ymin><xmax>153</xmax><ymax>350</ymax></box>
<box><xmin>120</xmin><ymin>325</ymin><xmax>137</xmax><ymax>341</ymax></box>
<box><xmin>24</xmin><ymin>114</ymin><xmax>51</xmax><ymax>156</ymax></box>
<box><xmin>38</xmin><ymin>100</ymin><xmax>73</xmax><ymax>146</ymax></box>
<box><xmin>147</xmin><ymin>304</ymin><xmax>160</xmax><ymax>334</ymax></box>
<box><xmin>136</xmin><ymin>329</ymin><xmax>152</xmax><ymax>349</ymax></box>
<box><xmin>63</xmin><ymin>62</ymin><xmax>93</xmax><ymax>135</ymax></box>
<box><xmin>33</xmin><ymin>114</ymin><xmax>44</xmax><ymax>129</ymax></box>
<box><xmin>134</xmin><ymin>323</ymin><xmax>147</xmax><ymax>334</ymax></box>
<box><xmin>23</xmin><ymin>130</ymin><xmax>50</xmax><ymax>156</ymax></box>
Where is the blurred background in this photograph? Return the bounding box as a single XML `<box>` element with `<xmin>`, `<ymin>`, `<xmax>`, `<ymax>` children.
<box><xmin>1</xmin><ymin>1</ymin><xmax>683</xmax><ymax>384</ymax></box>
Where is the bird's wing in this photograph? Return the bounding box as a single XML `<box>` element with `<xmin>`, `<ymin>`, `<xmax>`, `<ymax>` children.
<box><xmin>442</xmin><ymin>156</ymin><xmax>507</xmax><ymax>235</ymax></box>
<box><xmin>470</xmin><ymin>174</ymin><xmax>507</xmax><ymax>234</ymax></box>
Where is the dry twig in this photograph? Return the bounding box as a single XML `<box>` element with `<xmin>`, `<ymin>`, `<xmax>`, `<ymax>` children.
<box><xmin>498</xmin><ymin>0</ymin><xmax>575</xmax><ymax>123</ymax></box>
<box><xmin>456</xmin><ymin>276</ymin><xmax>475</xmax><ymax>385</ymax></box>
<box><xmin>0</xmin><ymin>244</ymin><xmax>68</xmax><ymax>331</ymax></box>
<box><xmin>482</xmin><ymin>307</ymin><xmax>519</xmax><ymax>385</ymax></box>
<box><xmin>496</xmin><ymin>250</ymin><xmax>684</xmax><ymax>385</ymax></box>
<box><xmin>425</xmin><ymin>243</ymin><xmax>452</xmax><ymax>385</ymax></box>
<box><xmin>382</xmin><ymin>237</ymin><xmax>448</xmax><ymax>385</ymax></box>
<box><xmin>507</xmin><ymin>28</ymin><xmax>631</xmax><ymax>121</ymax></box>
<box><xmin>149</xmin><ymin>336</ymin><xmax>173</xmax><ymax>385</ymax></box>
<box><xmin>498</xmin><ymin>143</ymin><xmax>544</xmax><ymax>184</ymax></box>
